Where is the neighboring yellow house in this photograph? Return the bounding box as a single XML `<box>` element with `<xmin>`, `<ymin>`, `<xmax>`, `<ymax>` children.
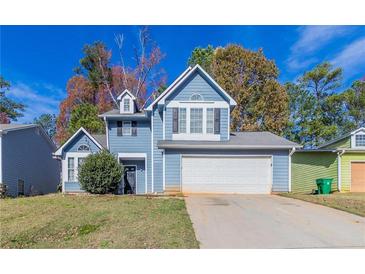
<box><xmin>291</xmin><ymin>127</ymin><xmax>365</xmax><ymax>193</ymax></box>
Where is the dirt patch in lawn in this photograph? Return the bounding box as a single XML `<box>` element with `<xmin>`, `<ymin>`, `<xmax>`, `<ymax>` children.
<box><xmin>280</xmin><ymin>192</ymin><xmax>365</xmax><ymax>217</ymax></box>
<box><xmin>0</xmin><ymin>194</ymin><xmax>199</xmax><ymax>249</ymax></box>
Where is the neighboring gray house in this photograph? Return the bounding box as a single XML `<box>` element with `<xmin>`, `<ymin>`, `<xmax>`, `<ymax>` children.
<box><xmin>54</xmin><ymin>65</ymin><xmax>301</xmax><ymax>194</ymax></box>
<box><xmin>0</xmin><ymin>124</ymin><xmax>60</xmax><ymax>196</ymax></box>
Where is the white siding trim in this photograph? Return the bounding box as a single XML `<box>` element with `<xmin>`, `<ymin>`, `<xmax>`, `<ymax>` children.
<box><xmin>151</xmin><ymin>110</ymin><xmax>154</xmax><ymax>193</ymax></box>
<box><xmin>118</xmin><ymin>153</ymin><xmax>147</xmax><ymax>159</ymax></box>
<box><xmin>288</xmin><ymin>148</ymin><xmax>296</xmax><ymax>192</ymax></box>
<box><xmin>104</xmin><ymin>117</ymin><xmax>109</xmax><ymax>150</ymax></box>
<box><xmin>337</xmin><ymin>150</ymin><xmax>345</xmax><ymax>191</ymax></box>
<box><xmin>162</xmin><ymin>106</ymin><xmax>165</xmax><ymax>140</ymax></box>
<box><xmin>162</xmin><ymin>150</ymin><xmax>165</xmax><ymax>191</ymax></box>
<box><xmin>166</xmin><ymin>101</ymin><xmax>229</xmax><ymax>108</ymax></box>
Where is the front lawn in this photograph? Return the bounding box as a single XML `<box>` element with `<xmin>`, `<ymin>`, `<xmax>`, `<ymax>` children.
<box><xmin>0</xmin><ymin>194</ymin><xmax>199</xmax><ymax>248</ymax></box>
<box><xmin>280</xmin><ymin>192</ymin><xmax>365</xmax><ymax>217</ymax></box>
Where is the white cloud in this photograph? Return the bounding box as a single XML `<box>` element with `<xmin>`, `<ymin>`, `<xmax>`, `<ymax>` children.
<box><xmin>331</xmin><ymin>37</ymin><xmax>365</xmax><ymax>78</ymax></box>
<box><xmin>287</xmin><ymin>26</ymin><xmax>354</xmax><ymax>71</ymax></box>
<box><xmin>7</xmin><ymin>82</ymin><xmax>65</xmax><ymax>123</ymax></box>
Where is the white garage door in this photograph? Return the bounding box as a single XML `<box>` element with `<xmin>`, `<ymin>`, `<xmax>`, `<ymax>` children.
<box><xmin>182</xmin><ymin>156</ymin><xmax>272</xmax><ymax>194</ymax></box>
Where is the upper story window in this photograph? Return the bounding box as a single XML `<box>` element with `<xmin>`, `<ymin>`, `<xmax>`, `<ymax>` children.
<box><xmin>179</xmin><ymin>108</ymin><xmax>187</xmax><ymax>133</ymax></box>
<box><xmin>124</xmin><ymin>98</ymin><xmax>130</xmax><ymax>112</ymax></box>
<box><xmin>190</xmin><ymin>93</ymin><xmax>203</xmax><ymax>101</ymax></box>
<box><xmin>190</xmin><ymin>108</ymin><xmax>203</xmax><ymax>133</ymax></box>
<box><xmin>355</xmin><ymin>134</ymin><xmax>365</xmax><ymax>147</ymax></box>
<box><xmin>77</xmin><ymin>144</ymin><xmax>90</xmax><ymax>152</ymax></box>
<box><xmin>122</xmin><ymin>121</ymin><xmax>132</xmax><ymax>136</ymax></box>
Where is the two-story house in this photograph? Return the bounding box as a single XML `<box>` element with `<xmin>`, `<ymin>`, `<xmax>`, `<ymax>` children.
<box><xmin>54</xmin><ymin>65</ymin><xmax>301</xmax><ymax>194</ymax></box>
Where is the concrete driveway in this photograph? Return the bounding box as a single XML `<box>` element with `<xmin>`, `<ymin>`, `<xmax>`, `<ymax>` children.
<box><xmin>184</xmin><ymin>194</ymin><xmax>365</xmax><ymax>248</ymax></box>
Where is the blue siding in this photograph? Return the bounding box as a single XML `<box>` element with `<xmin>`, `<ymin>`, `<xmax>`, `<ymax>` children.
<box><xmin>220</xmin><ymin>108</ymin><xmax>229</xmax><ymax>141</ymax></box>
<box><xmin>164</xmin><ymin>149</ymin><xmax>289</xmax><ymax>192</ymax></box>
<box><xmin>64</xmin><ymin>132</ymin><xmax>100</xmax><ymax>154</ymax></box>
<box><xmin>108</xmin><ymin>118</ymin><xmax>152</xmax><ymax>193</ymax></box>
<box><xmin>166</xmin><ymin>71</ymin><xmax>226</xmax><ymax>102</ymax></box>
<box><xmin>64</xmin><ymin>182</ymin><xmax>84</xmax><ymax>192</ymax></box>
<box><xmin>121</xmin><ymin>160</ymin><xmax>146</xmax><ymax>194</ymax></box>
<box><xmin>2</xmin><ymin>127</ymin><xmax>60</xmax><ymax>197</ymax></box>
<box><xmin>165</xmin><ymin>107</ymin><xmax>173</xmax><ymax>140</ymax></box>
<box><xmin>152</xmin><ymin>108</ymin><xmax>164</xmax><ymax>192</ymax></box>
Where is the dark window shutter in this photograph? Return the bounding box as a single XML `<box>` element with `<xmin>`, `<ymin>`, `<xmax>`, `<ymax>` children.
<box><xmin>172</xmin><ymin>108</ymin><xmax>179</xmax><ymax>133</ymax></box>
<box><xmin>132</xmin><ymin>121</ymin><xmax>137</xmax><ymax>136</ymax></box>
<box><xmin>117</xmin><ymin>121</ymin><xmax>123</xmax><ymax>136</ymax></box>
<box><xmin>214</xmin><ymin>108</ymin><xmax>221</xmax><ymax>134</ymax></box>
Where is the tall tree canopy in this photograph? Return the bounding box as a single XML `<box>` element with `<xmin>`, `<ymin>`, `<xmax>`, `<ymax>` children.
<box><xmin>187</xmin><ymin>45</ymin><xmax>215</xmax><ymax>74</ymax></box>
<box><xmin>0</xmin><ymin>76</ymin><xmax>25</xmax><ymax>123</ymax></box>
<box><xmin>33</xmin><ymin>114</ymin><xmax>57</xmax><ymax>139</ymax></box>
<box><xmin>285</xmin><ymin>62</ymin><xmax>344</xmax><ymax>147</ymax></box>
<box><xmin>342</xmin><ymin>80</ymin><xmax>365</xmax><ymax>129</ymax></box>
<box><xmin>68</xmin><ymin>103</ymin><xmax>105</xmax><ymax>136</ymax></box>
<box><xmin>55</xmin><ymin>27</ymin><xmax>165</xmax><ymax>143</ymax></box>
<box><xmin>211</xmin><ymin>44</ymin><xmax>288</xmax><ymax>134</ymax></box>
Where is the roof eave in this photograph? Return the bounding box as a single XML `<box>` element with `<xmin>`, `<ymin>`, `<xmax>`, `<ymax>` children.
<box><xmin>157</xmin><ymin>144</ymin><xmax>301</xmax><ymax>150</ymax></box>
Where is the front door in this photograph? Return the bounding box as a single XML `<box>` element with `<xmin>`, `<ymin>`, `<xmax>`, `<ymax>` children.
<box><xmin>123</xmin><ymin>166</ymin><xmax>136</xmax><ymax>194</ymax></box>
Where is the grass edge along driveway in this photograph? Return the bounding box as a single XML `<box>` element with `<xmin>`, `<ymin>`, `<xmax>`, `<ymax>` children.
<box><xmin>280</xmin><ymin>192</ymin><xmax>365</xmax><ymax>217</ymax></box>
<box><xmin>0</xmin><ymin>194</ymin><xmax>199</xmax><ymax>249</ymax></box>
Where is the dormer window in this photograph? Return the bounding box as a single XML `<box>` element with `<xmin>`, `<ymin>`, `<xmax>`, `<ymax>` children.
<box><xmin>124</xmin><ymin>98</ymin><xmax>130</xmax><ymax>112</ymax></box>
<box><xmin>355</xmin><ymin>134</ymin><xmax>365</xmax><ymax>147</ymax></box>
<box><xmin>191</xmin><ymin>93</ymin><xmax>203</xmax><ymax>101</ymax></box>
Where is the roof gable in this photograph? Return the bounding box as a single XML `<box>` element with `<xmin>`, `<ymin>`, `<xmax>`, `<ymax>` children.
<box><xmin>117</xmin><ymin>89</ymin><xmax>136</xmax><ymax>101</ymax></box>
<box><xmin>54</xmin><ymin>127</ymin><xmax>104</xmax><ymax>156</ymax></box>
<box><xmin>318</xmin><ymin>127</ymin><xmax>365</xmax><ymax>149</ymax></box>
<box><xmin>146</xmin><ymin>64</ymin><xmax>236</xmax><ymax>110</ymax></box>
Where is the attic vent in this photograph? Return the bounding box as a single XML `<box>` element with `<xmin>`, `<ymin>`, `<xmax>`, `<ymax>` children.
<box><xmin>78</xmin><ymin>145</ymin><xmax>90</xmax><ymax>151</ymax></box>
<box><xmin>191</xmin><ymin>94</ymin><xmax>203</xmax><ymax>101</ymax></box>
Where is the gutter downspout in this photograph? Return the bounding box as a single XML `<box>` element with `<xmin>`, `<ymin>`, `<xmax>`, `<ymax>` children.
<box><xmin>288</xmin><ymin>147</ymin><xmax>296</xmax><ymax>193</ymax></box>
<box><xmin>337</xmin><ymin>149</ymin><xmax>345</xmax><ymax>192</ymax></box>
<box><xmin>104</xmin><ymin>117</ymin><xmax>109</xmax><ymax>150</ymax></box>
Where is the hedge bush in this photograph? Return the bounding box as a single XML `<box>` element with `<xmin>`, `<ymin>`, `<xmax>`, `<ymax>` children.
<box><xmin>78</xmin><ymin>150</ymin><xmax>123</xmax><ymax>194</ymax></box>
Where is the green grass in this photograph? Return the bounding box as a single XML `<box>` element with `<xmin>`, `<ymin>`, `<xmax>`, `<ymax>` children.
<box><xmin>280</xmin><ymin>192</ymin><xmax>365</xmax><ymax>217</ymax></box>
<box><xmin>0</xmin><ymin>194</ymin><xmax>199</xmax><ymax>249</ymax></box>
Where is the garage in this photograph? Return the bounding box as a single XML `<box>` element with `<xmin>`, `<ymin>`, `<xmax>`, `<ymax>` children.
<box><xmin>182</xmin><ymin>156</ymin><xmax>272</xmax><ymax>194</ymax></box>
<box><xmin>351</xmin><ymin>162</ymin><xmax>365</xmax><ymax>192</ymax></box>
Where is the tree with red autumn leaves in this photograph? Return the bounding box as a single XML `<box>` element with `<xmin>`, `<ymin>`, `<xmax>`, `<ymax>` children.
<box><xmin>55</xmin><ymin>27</ymin><xmax>166</xmax><ymax>144</ymax></box>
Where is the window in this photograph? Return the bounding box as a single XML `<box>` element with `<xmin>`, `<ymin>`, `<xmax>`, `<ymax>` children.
<box><xmin>17</xmin><ymin>179</ymin><xmax>24</xmax><ymax>196</ymax></box>
<box><xmin>206</xmin><ymin>108</ymin><xmax>214</xmax><ymax>134</ymax></box>
<box><xmin>78</xmin><ymin>157</ymin><xmax>86</xmax><ymax>168</ymax></box>
<box><xmin>77</xmin><ymin>144</ymin><xmax>90</xmax><ymax>152</ymax></box>
<box><xmin>190</xmin><ymin>94</ymin><xmax>203</xmax><ymax>101</ymax></box>
<box><xmin>122</xmin><ymin>121</ymin><xmax>132</xmax><ymax>136</ymax></box>
<box><xmin>68</xmin><ymin>157</ymin><xmax>75</xmax><ymax>181</ymax></box>
<box><xmin>190</xmin><ymin>108</ymin><xmax>203</xmax><ymax>133</ymax></box>
<box><xmin>355</xmin><ymin>134</ymin><xmax>365</xmax><ymax>147</ymax></box>
<box><xmin>179</xmin><ymin>108</ymin><xmax>186</xmax><ymax>133</ymax></box>
<box><xmin>124</xmin><ymin>98</ymin><xmax>130</xmax><ymax>112</ymax></box>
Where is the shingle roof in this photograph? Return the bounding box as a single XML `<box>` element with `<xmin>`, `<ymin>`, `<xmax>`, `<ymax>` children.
<box><xmin>91</xmin><ymin>134</ymin><xmax>107</xmax><ymax>149</ymax></box>
<box><xmin>0</xmin><ymin>124</ymin><xmax>37</xmax><ymax>132</ymax></box>
<box><xmin>158</xmin><ymin>131</ymin><xmax>301</xmax><ymax>149</ymax></box>
<box><xmin>99</xmin><ymin>109</ymin><xmax>147</xmax><ymax>117</ymax></box>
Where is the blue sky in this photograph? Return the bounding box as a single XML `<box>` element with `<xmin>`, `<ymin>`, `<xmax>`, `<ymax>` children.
<box><xmin>1</xmin><ymin>25</ymin><xmax>365</xmax><ymax>123</ymax></box>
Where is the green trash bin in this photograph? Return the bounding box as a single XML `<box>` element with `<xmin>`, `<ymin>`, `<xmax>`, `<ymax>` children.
<box><xmin>316</xmin><ymin>178</ymin><xmax>333</xmax><ymax>194</ymax></box>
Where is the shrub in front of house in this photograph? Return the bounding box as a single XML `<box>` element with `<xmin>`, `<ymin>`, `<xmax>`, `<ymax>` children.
<box><xmin>78</xmin><ymin>150</ymin><xmax>123</xmax><ymax>194</ymax></box>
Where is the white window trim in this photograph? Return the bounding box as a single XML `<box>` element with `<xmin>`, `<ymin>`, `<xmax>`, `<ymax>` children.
<box><xmin>62</xmin><ymin>152</ymin><xmax>91</xmax><ymax>191</ymax></box>
<box><xmin>190</xmin><ymin>93</ymin><xmax>203</xmax><ymax>101</ymax></box>
<box><xmin>120</xmin><ymin>94</ymin><xmax>134</xmax><ymax>114</ymax></box>
<box><xmin>351</xmin><ymin>130</ymin><xmax>365</xmax><ymax>148</ymax></box>
<box><xmin>122</xmin><ymin>121</ymin><xmax>132</xmax><ymax>136</ymax></box>
<box><xmin>168</xmin><ymin>101</ymin><xmax>228</xmax><ymax>141</ymax></box>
